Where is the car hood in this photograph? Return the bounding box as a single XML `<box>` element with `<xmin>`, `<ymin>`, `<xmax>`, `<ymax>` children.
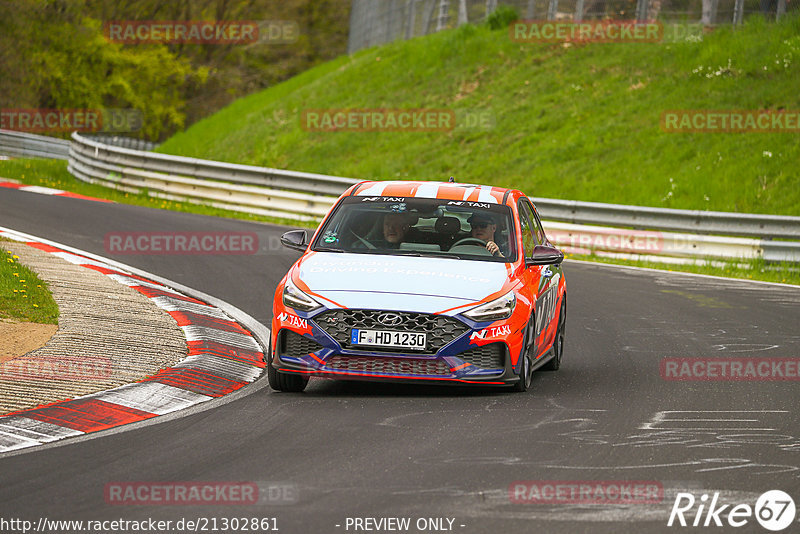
<box><xmin>296</xmin><ymin>252</ymin><xmax>510</xmax><ymax>314</ymax></box>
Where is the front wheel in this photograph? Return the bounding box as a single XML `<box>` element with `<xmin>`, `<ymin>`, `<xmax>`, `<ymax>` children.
<box><xmin>267</xmin><ymin>335</ymin><xmax>309</xmax><ymax>392</ymax></box>
<box><xmin>513</xmin><ymin>318</ymin><xmax>535</xmax><ymax>392</ymax></box>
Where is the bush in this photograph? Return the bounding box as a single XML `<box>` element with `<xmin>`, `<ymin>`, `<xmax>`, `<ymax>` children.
<box><xmin>487</xmin><ymin>5</ymin><xmax>519</xmax><ymax>30</ymax></box>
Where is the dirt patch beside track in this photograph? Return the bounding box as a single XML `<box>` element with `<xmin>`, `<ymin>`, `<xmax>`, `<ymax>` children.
<box><xmin>0</xmin><ymin>318</ymin><xmax>57</xmax><ymax>363</ymax></box>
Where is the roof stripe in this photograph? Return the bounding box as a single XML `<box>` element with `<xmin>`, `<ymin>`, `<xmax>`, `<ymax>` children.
<box><xmin>414</xmin><ymin>182</ymin><xmax>440</xmax><ymax>198</ymax></box>
<box><xmin>356</xmin><ymin>182</ymin><xmax>387</xmax><ymax>197</ymax></box>
<box><xmin>478</xmin><ymin>186</ymin><xmax>496</xmax><ymax>204</ymax></box>
<box><xmin>352</xmin><ymin>181</ymin><xmax>505</xmax><ymax>204</ymax></box>
<box><xmin>382</xmin><ymin>182</ymin><xmax>417</xmax><ymax>198</ymax></box>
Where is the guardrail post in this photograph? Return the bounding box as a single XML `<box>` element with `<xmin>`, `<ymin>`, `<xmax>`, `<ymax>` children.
<box><xmin>776</xmin><ymin>0</ymin><xmax>786</xmax><ymax>19</ymax></box>
<box><xmin>387</xmin><ymin>0</ymin><xmax>399</xmax><ymax>41</ymax></box>
<box><xmin>525</xmin><ymin>0</ymin><xmax>534</xmax><ymax>18</ymax></box>
<box><xmin>406</xmin><ymin>0</ymin><xmax>417</xmax><ymax>38</ymax></box>
<box><xmin>547</xmin><ymin>0</ymin><xmax>559</xmax><ymax>21</ymax></box>
<box><xmin>733</xmin><ymin>0</ymin><xmax>744</xmax><ymax>24</ymax></box>
<box><xmin>347</xmin><ymin>0</ymin><xmax>362</xmax><ymax>54</ymax></box>
<box><xmin>574</xmin><ymin>0</ymin><xmax>585</xmax><ymax>21</ymax></box>
<box><xmin>636</xmin><ymin>0</ymin><xmax>650</xmax><ymax>22</ymax></box>
<box><xmin>704</xmin><ymin>0</ymin><xmax>719</xmax><ymax>25</ymax></box>
<box><xmin>421</xmin><ymin>0</ymin><xmax>437</xmax><ymax>34</ymax></box>
<box><xmin>436</xmin><ymin>0</ymin><xmax>449</xmax><ymax>31</ymax></box>
<box><xmin>457</xmin><ymin>0</ymin><xmax>468</xmax><ymax>25</ymax></box>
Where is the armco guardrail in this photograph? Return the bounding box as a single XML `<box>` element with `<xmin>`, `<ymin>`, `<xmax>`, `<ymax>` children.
<box><xmin>64</xmin><ymin>132</ymin><xmax>799</xmax><ymax>262</ymax></box>
<box><xmin>84</xmin><ymin>134</ymin><xmax>159</xmax><ymax>152</ymax></box>
<box><xmin>5</xmin><ymin>130</ymin><xmax>796</xmax><ymax>263</ymax></box>
<box><xmin>0</xmin><ymin>129</ymin><xmax>70</xmax><ymax>160</ymax></box>
<box><xmin>68</xmin><ymin>132</ymin><xmax>357</xmax><ymax>222</ymax></box>
<box><xmin>531</xmin><ymin>198</ymin><xmax>800</xmax><ymax>241</ymax></box>
<box><xmin>545</xmin><ymin>222</ymin><xmax>800</xmax><ymax>264</ymax></box>
<box><xmin>65</xmin><ymin>131</ymin><xmax>800</xmax><ymax>240</ymax></box>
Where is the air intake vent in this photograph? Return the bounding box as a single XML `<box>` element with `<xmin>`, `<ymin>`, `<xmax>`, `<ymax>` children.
<box><xmin>279</xmin><ymin>329</ymin><xmax>323</xmax><ymax>358</ymax></box>
<box><xmin>325</xmin><ymin>356</ymin><xmax>451</xmax><ymax>376</ymax></box>
<box><xmin>458</xmin><ymin>343</ymin><xmax>505</xmax><ymax>370</ymax></box>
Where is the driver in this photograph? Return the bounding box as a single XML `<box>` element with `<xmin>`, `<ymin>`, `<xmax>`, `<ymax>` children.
<box><xmin>468</xmin><ymin>213</ymin><xmax>505</xmax><ymax>257</ymax></box>
<box><xmin>381</xmin><ymin>212</ymin><xmax>412</xmax><ymax>248</ymax></box>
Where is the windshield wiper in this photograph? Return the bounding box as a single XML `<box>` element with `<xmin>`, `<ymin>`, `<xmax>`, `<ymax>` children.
<box><xmin>395</xmin><ymin>252</ymin><xmax>465</xmax><ymax>260</ymax></box>
<box><xmin>431</xmin><ymin>254</ymin><xmax>462</xmax><ymax>259</ymax></box>
<box><xmin>316</xmin><ymin>249</ymin><xmax>463</xmax><ymax>259</ymax></box>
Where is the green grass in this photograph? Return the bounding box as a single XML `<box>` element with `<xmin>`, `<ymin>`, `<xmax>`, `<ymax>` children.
<box><xmin>0</xmin><ymin>242</ymin><xmax>59</xmax><ymax>324</ymax></box>
<box><xmin>0</xmin><ymin>158</ymin><xmax>315</xmax><ymax>228</ymax></box>
<box><xmin>566</xmin><ymin>253</ymin><xmax>800</xmax><ymax>286</ymax></box>
<box><xmin>157</xmin><ymin>15</ymin><xmax>800</xmax><ymax>215</ymax></box>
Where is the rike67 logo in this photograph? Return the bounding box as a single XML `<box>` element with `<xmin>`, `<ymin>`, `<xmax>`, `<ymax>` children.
<box><xmin>668</xmin><ymin>490</ymin><xmax>796</xmax><ymax>531</ymax></box>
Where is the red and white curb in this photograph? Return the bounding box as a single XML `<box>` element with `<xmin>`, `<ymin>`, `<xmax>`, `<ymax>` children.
<box><xmin>0</xmin><ymin>228</ymin><xmax>265</xmax><ymax>453</ymax></box>
<box><xmin>0</xmin><ymin>181</ymin><xmax>111</xmax><ymax>203</ymax></box>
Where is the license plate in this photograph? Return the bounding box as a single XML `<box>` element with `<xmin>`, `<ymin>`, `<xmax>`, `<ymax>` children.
<box><xmin>351</xmin><ymin>329</ymin><xmax>427</xmax><ymax>350</ymax></box>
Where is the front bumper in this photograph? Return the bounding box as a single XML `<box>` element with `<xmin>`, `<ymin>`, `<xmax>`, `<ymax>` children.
<box><xmin>270</xmin><ymin>308</ymin><xmax>524</xmax><ymax>386</ymax></box>
<box><xmin>273</xmin><ymin>348</ymin><xmax>520</xmax><ymax>386</ymax></box>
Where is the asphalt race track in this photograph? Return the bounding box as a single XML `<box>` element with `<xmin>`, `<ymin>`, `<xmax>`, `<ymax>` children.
<box><xmin>1</xmin><ymin>189</ymin><xmax>798</xmax><ymax>534</ymax></box>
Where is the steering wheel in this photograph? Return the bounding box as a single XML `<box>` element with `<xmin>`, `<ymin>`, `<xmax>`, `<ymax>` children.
<box><xmin>451</xmin><ymin>237</ymin><xmax>488</xmax><ymax>248</ymax></box>
<box><xmin>349</xmin><ymin>230</ymin><xmax>376</xmax><ymax>249</ymax></box>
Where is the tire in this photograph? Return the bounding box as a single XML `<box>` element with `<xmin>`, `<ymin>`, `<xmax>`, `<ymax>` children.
<box><xmin>513</xmin><ymin>318</ymin><xmax>535</xmax><ymax>392</ymax></box>
<box><xmin>267</xmin><ymin>334</ymin><xmax>309</xmax><ymax>393</ymax></box>
<box><xmin>542</xmin><ymin>297</ymin><xmax>566</xmax><ymax>372</ymax></box>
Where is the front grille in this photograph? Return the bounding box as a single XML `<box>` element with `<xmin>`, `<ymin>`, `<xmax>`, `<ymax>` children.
<box><xmin>314</xmin><ymin>309</ymin><xmax>468</xmax><ymax>354</ymax></box>
<box><xmin>279</xmin><ymin>329</ymin><xmax>323</xmax><ymax>358</ymax></box>
<box><xmin>324</xmin><ymin>356</ymin><xmax>451</xmax><ymax>376</ymax></box>
<box><xmin>458</xmin><ymin>343</ymin><xmax>505</xmax><ymax>370</ymax></box>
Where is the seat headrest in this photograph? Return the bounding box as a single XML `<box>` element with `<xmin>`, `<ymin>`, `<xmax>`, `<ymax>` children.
<box><xmin>435</xmin><ymin>216</ymin><xmax>461</xmax><ymax>236</ymax></box>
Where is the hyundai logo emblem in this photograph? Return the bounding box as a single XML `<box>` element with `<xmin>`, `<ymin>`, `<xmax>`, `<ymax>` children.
<box><xmin>377</xmin><ymin>313</ymin><xmax>404</xmax><ymax>326</ymax></box>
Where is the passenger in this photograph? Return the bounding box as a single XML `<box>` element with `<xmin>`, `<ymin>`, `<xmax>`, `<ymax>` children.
<box><xmin>349</xmin><ymin>210</ymin><xmax>414</xmax><ymax>250</ymax></box>
<box><xmin>468</xmin><ymin>213</ymin><xmax>505</xmax><ymax>257</ymax></box>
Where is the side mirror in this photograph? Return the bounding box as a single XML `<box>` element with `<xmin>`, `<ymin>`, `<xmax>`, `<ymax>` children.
<box><xmin>280</xmin><ymin>230</ymin><xmax>308</xmax><ymax>251</ymax></box>
<box><xmin>526</xmin><ymin>245</ymin><xmax>564</xmax><ymax>266</ymax></box>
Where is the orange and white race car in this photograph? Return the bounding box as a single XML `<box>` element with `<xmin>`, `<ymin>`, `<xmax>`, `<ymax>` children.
<box><xmin>269</xmin><ymin>180</ymin><xmax>566</xmax><ymax>392</ymax></box>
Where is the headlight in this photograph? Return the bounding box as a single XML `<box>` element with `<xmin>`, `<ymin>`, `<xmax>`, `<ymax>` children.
<box><xmin>282</xmin><ymin>278</ymin><xmax>321</xmax><ymax>312</ymax></box>
<box><xmin>463</xmin><ymin>291</ymin><xmax>516</xmax><ymax>321</ymax></box>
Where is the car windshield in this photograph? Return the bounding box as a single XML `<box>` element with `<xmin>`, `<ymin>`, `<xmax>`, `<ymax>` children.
<box><xmin>311</xmin><ymin>196</ymin><xmax>517</xmax><ymax>262</ymax></box>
